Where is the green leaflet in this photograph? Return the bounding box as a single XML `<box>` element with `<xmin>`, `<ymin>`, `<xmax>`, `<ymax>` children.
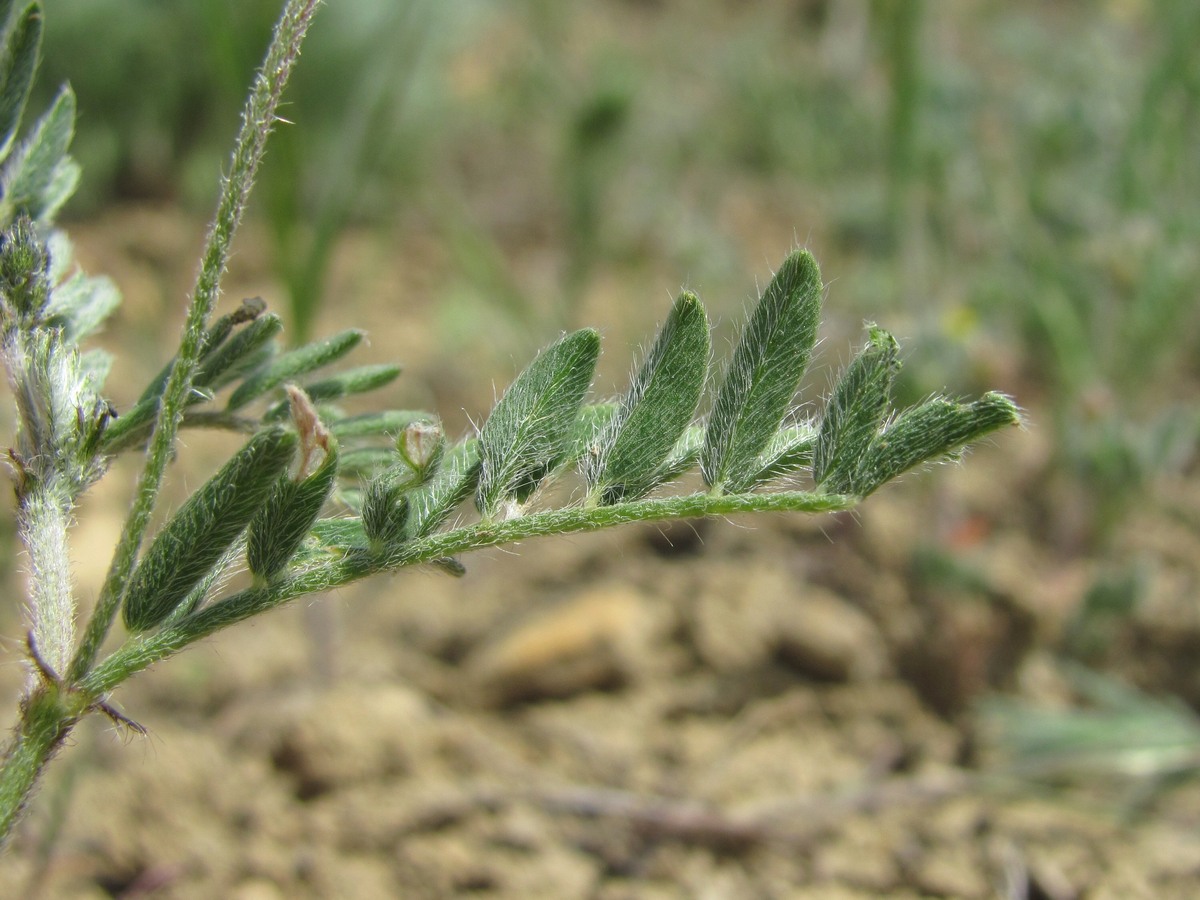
<box><xmin>195</xmin><ymin>312</ymin><xmax>283</xmax><ymax>391</ymax></box>
<box><xmin>122</xmin><ymin>428</ymin><xmax>297</xmax><ymax>632</ymax></box>
<box><xmin>310</xmin><ymin>517</ymin><xmax>369</xmax><ymax>552</ymax></box>
<box><xmin>753</xmin><ymin>421</ymin><xmax>818</xmax><ymax>485</ymax></box>
<box><xmin>476</xmin><ymin>328</ymin><xmax>600</xmax><ymax>516</ymax></box>
<box><xmin>408</xmin><ymin>438</ymin><xmax>482</xmax><ymax>538</ymax></box>
<box><xmin>262</xmin><ymin>363</ymin><xmax>402</xmax><ymax>420</ymax></box>
<box><xmin>655</xmin><ymin>425</ymin><xmax>704</xmax><ymax>484</ymax></box>
<box><xmin>702</xmin><ymin>249</ymin><xmax>822</xmax><ymax>494</ymax></box>
<box><xmin>852</xmin><ymin>392</ymin><xmax>1022</xmax><ymax>497</ymax></box>
<box><xmin>589</xmin><ymin>292</ymin><xmax>710</xmax><ymax>504</ymax></box>
<box><xmin>361</xmin><ymin>465</ymin><xmax>413</xmax><ymax>550</ymax></box>
<box><xmin>133</xmin><ymin>306</ymin><xmax>253</xmax><ymax>407</ymax></box>
<box><xmin>103</xmin><ymin>310</ymin><xmax>283</xmax><ymax>453</ymax></box>
<box><xmin>78</xmin><ymin>348</ymin><xmax>112</xmax><ymax>391</ymax></box>
<box><xmin>813</xmin><ymin>326</ymin><xmax>901</xmax><ymax>494</ymax></box>
<box><xmin>41</xmin><ymin>271</ymin><xmax>120</xmax><ymax>343</ymax></box>
<box><xmin>247</xmin><ymin>441</ymin><xmax>339</xmax><ymax>581</ymax></box>
<box><xmin>158</xmin><ymin>537</ymin><xmax>248</xmax><ymax>629</ymax></box>
<box><xmin>0</xmin><ymin>2</ymin><xmax>41</xmax><ymax>163</ymax></box>
<box><xmin>337</xmin><ymin>446</ymin><xmax>398</xmax><ymax>479</ymax></box>
<box><xmin>196</xmin><ymin>296</ymin><xmax>266</xmax><ymax>363</ymax></box>
<box><xmin>1</xmin><ymin>84</ymin><xmax>75</xmax><ymax>224</ymax></box>
<box><xmin>226</xmin><ymin>328</ymin><xmax>364</xmax><ymax>410</ymax></box>
<box><xmin>0</xmin><ymin>214</ymin><xmax>48</xmax><ymax>323</ymax></box>
<box><xmin>566</xmin><ymin>402</ymin><xmax>618</xmax><ymax>470</ymax></box>
<box><xmin>327</xmin><ymin>409</ymin><xmax>434</xmax><ymax>439</ymax></box>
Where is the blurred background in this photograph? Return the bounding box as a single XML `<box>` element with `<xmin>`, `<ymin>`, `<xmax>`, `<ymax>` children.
<box><xmin>3</xmin><ymin>0</ymin><xmax>1200</xmax><ymax>895</ymax></box>
<box><xmin>41</xmin><ymin>0</ymin><xmax>1200</xmax><ymax>543</ymax></box>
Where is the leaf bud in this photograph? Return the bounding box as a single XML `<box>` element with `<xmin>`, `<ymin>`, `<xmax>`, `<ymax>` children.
<box><xmin>397</xmin><ymin>419</ymin><xmax>444</xmax><ymax>483</ymax></box>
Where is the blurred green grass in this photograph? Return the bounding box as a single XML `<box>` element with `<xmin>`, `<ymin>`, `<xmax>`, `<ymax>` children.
<box><xmin>39</xmin><ymin>1</ymin><xmax>1200</xmax><ymax>557</ymax></box>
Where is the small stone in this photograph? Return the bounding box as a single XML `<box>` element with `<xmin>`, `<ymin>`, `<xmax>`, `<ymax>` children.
<box><xmin>229</xmin><ymin>878</ymin><xmax>286</xmax><ymax>900</ymax></box>
<box><xmin>773</xmin><ymin>586</ymin><xmax>889</xmax><ymax>682</ymax></box>
<box><xmin>467</xmin><ymin>584</ymin><xmax>652</xmax><ymax>705</ymax></box>
<box><xmin>689</xmin><ymin>566</ymin><xmax>782</xmax><ymax>672</ymax></box>
<box><xmin>689</xmin><ymin>566</ymin><xmax>887</xmax><ymax>681</ymax></box>
<box><xmin>267</xmin><ymin>684</ymin><xmax>431</xmax><ymax>797</ymax></box>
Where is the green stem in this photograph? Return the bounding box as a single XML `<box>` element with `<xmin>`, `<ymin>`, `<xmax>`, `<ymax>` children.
<box><xmin>81</xmin><ymin>489</ymin><xmax>855</xmax><ymax>695</ymax></box>
<box><xmin>0</xmin><ymin>686</ymin><xmax>83</xmax><ymax>851</ymax></box>
<box><xmin>66</xmin><ymin>0</ymin><xmax>322</xmax><ymax>684</ymax></box>
<box><xmin>18</xmin><ymin>486</ymin><xmax>77</xmax><ymax>677</ymax></box>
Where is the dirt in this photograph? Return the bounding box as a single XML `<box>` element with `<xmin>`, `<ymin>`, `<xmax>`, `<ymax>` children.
<box><xmin>2</xmin><ymin>207</ymin><xmax>1200</xmax><ymax>898</ymax></box>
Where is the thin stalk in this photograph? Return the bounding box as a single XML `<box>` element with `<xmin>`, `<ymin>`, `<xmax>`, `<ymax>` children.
<box><xmin>81</xmin><ymin>489</ymin><xmax>855</xmax><ymax>695</ymax></box>
<box><xmin>66</xmin><ymin>0</ymin><xmax>322</xmax><ymax>683</ymax></box>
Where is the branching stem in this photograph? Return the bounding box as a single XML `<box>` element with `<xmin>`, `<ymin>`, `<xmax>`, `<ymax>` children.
<box><xmin>0</xmin><ymin>0</ymin><xmax>322</xmax><ymax>852</ymax></box>
<box><xmin>81</xmin><ymin>489</ymin><xmax>854</xmax><ymax>695</ymax></box>
<box><xmin>66</xmin><ymin>0</ymin><xmax>321</xmax><ymax>683</ymax></box>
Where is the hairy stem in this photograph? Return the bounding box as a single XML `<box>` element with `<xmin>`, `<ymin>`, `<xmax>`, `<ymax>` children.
<box><xmin>82</xmin><ymin>489</ymin><xmax>855</xmax><ymax>695</ymax></box>
<box><xmin>0</xmin><ymin>686</ymin><xmax>82</xmax><ymax>851</ymax></box>
<box><xmin>67</xmin><ymin>0</ymin><xmax>322</xmax><ymax>683</ymax></box>
<box><xmin>18</xmin><ymin>489</ymin><xmax>75</xmax><ymax>679</ymax></box>
<box><xmin>0</xmin><ymin>0</ymin><xmax>323</xmax><ymax>856</ymax></box>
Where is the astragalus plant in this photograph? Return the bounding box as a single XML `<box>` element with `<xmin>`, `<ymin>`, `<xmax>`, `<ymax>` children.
<box><xmin>0</xmin><ymin>0</ymin><xmax>1019</xmax><ymax>847</ymax></box>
